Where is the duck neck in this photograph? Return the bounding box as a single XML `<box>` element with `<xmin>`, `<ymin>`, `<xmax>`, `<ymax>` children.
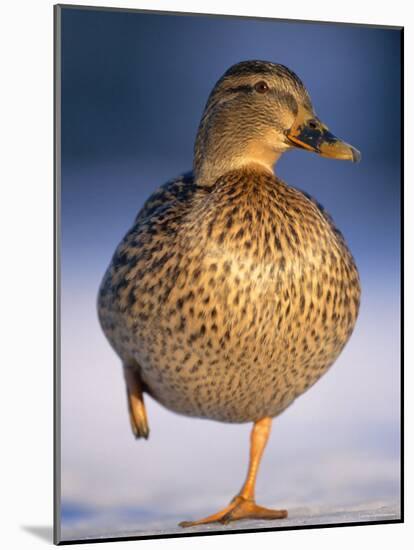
<box><xmin>193</xmin><ymin>106</ymin><xmax>283</xmax><ymax>186</ymax></box>
<box><xmin>194</xmin><ymin>148</ymin><xmax>280</xmax><ymax>186</ymax></box>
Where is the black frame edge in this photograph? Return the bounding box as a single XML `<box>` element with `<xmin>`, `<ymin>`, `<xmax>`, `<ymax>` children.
<box><xmin>54</xmin><ymin>3</ymin><xmax>62</xmax><ymax>546</ymax></box>
<box><xmin>55</xmin><ymin>3</ymin><xmax>403</xmax><ymax>31</ymax></box>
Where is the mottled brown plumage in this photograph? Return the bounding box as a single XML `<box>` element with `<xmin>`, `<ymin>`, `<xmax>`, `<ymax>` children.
<box><xmin>98</xmin><ymin>60</ymin><xmax>361</xmax><ymax>526</ymax></box>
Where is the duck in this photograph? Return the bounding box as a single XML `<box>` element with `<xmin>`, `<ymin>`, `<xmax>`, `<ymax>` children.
<box><xmin>98</xmin><ymin>60</ymin><xmax>361</xmax><ymax>527</ymax></box>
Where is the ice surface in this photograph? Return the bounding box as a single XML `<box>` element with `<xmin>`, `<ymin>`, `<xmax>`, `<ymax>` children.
<box><xmin>60</xmin><ymin>500</ymin><xmax>400</xmax><ymax>541</ymax></box>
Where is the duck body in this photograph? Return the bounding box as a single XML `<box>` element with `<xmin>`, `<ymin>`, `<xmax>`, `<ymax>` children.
<box><xmin>98</xmin><ymin>60</ymin><xmax>362</xmax><ymax>526</ymax></box>
<box><xmin>98</xmin><ymin>166</ymin><xmax>360</xmax><ymax>423</ymax></box>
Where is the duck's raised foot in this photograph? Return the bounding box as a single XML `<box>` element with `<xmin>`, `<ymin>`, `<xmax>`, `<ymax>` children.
<box><xmin>179</xmin><ymin>496</ymin><xmax>287</xmax><ymax>527</ymax></box>
<box><xmin>123</xmin><ymin>363</ymin><xmax>149</xmax><ymax>439</ymax></box>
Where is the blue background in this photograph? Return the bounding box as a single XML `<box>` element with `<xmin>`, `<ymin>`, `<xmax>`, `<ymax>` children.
<box><xmin>59</xmin><ymin>7</ymin><xmax>401</xmax><ymax>541</ymax></box>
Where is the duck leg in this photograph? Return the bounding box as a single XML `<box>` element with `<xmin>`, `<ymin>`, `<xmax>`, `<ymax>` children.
<box><xmin>123</xmin><ymin>362</ymin><xmax>149</xmax><ymax>439</ymax></box>
<box><xmin>179</xmin><ymin>417</ymin><xmax>287</xmax><ymax>527</ymax></box>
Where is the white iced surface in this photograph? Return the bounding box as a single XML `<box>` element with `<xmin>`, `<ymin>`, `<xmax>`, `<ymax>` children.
<box><xmin>61</xmin><ymin>501</ymin><xmax>400</xmax><ymax>541</ymax></box>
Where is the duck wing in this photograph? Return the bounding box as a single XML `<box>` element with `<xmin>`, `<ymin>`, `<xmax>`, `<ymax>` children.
<box><xmin>134</xmin><ymin>171</ymin><xmax>196</xmax><ymax>224</ymax></box>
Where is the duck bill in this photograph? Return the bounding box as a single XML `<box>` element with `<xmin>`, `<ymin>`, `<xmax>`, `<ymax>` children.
<box><xmin>287</xmin><ymin>124</ymin><xmax>361</xmax><ymax>163</ymax></box>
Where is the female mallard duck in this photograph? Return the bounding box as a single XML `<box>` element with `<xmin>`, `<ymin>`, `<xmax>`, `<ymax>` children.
<box><xmin>98</xmin><ymin>60</ymin><xmax>361</xmax><ymax>527</ymax></box>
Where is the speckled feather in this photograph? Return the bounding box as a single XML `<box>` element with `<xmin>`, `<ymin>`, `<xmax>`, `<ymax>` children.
<box><xmin>98</xmin><ymin>167</ymin><xmax>360</xmax><ymax>423</ymax></box>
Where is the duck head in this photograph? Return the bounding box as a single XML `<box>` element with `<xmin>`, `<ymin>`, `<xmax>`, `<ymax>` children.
<box><xmin>194</xmin><ymin>60</ymin><xmax>360</xmax><ymax>185</ymax></box>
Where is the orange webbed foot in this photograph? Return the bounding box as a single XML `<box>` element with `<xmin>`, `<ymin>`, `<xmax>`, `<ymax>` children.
<box><xmin>179</xmin><ymin>496</ymin><xmax>287</xmax><ymax>527</ymax></box>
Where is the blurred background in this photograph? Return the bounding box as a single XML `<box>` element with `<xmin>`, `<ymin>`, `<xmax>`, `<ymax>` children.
<box><xmin>59</xmin><ymin>6</ymin><xmax>401</xmax><ymax>541</ymax></box>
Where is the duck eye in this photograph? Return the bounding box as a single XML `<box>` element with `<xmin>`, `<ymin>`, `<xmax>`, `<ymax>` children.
<box><xmin>308</xmin><ymin>119</ymin><xmax>318</xmax><ymax>129</ymax></box>
<box><xmin>254</xmin><ymin>81</ymin><xmax>269</xmax><ymax>94</ymax></box>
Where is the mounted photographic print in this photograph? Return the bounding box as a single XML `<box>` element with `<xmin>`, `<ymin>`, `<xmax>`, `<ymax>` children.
<box><xmin>54</xmin><ymin>4</ymin><xmax>403</xmax><ymax>544</ymax></box>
